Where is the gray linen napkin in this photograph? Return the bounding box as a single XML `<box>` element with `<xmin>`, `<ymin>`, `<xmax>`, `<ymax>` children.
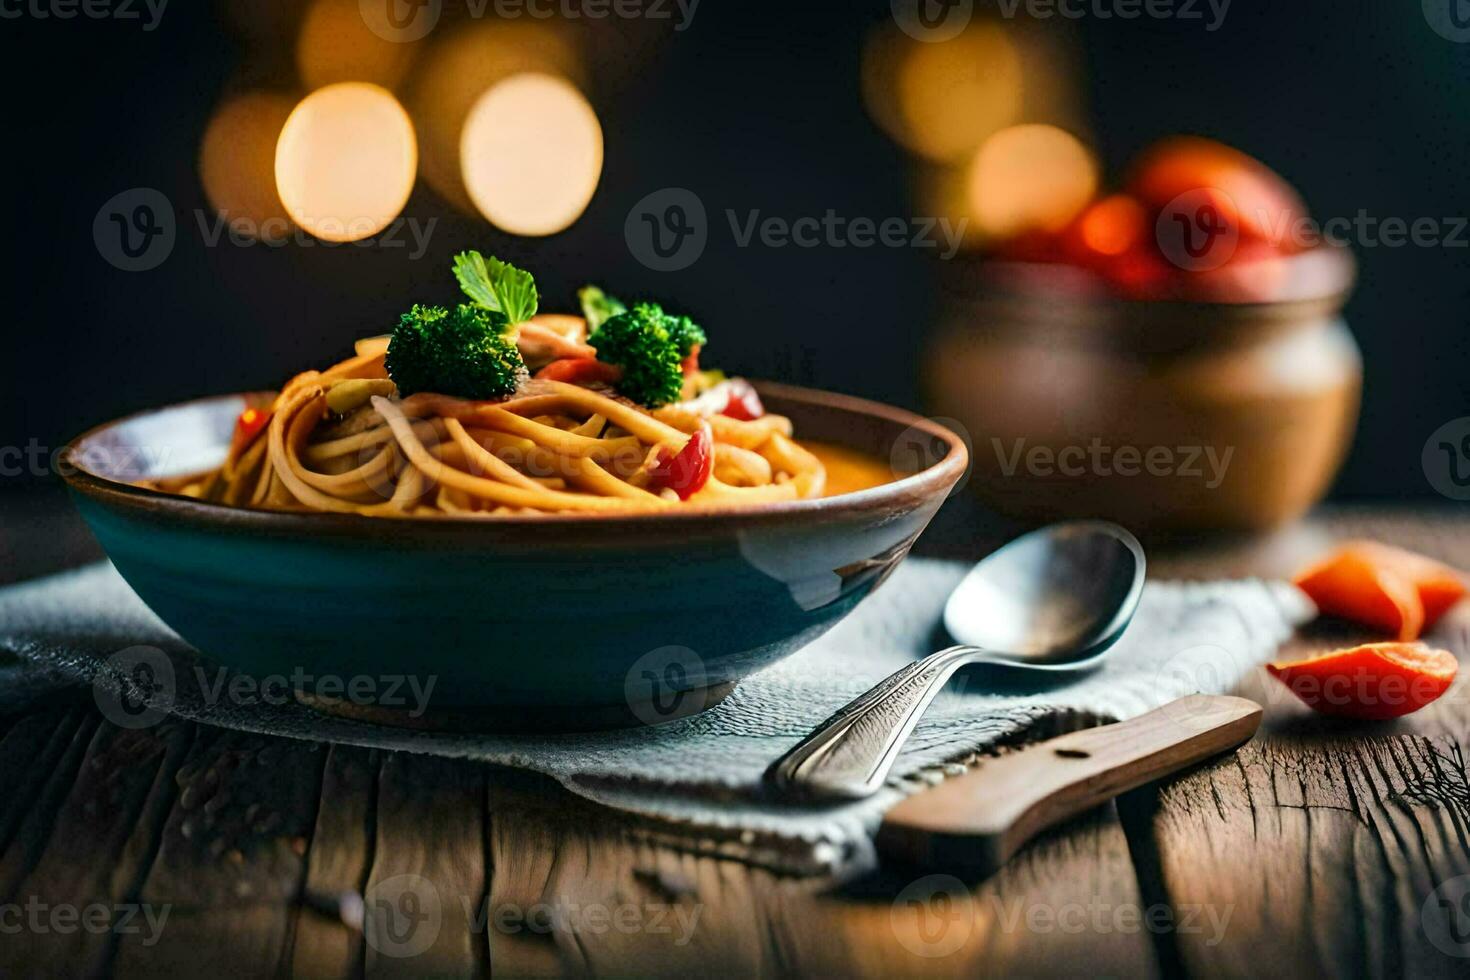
<box><xmin>0</xmin><ymin>559</ymin><xmax>1311</xmax><ymax>878</ymax></box>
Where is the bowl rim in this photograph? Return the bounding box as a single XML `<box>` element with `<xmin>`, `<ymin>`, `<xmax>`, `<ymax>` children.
<box><xmin>967</xmin><ymin>242</ymin><xmax>1357</xmax><ymax>315</ymax></box>
<box><xmin>59</xmin><ymin>380</ymin><xmax>970</xmax><ymax>541</ymax></box>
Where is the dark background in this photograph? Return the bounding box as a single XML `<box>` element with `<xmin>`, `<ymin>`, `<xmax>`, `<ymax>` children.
<box><xmin>3</xmin><ymin>0</ymin><xmax>1467</xmax><ymax>499</ymax></box>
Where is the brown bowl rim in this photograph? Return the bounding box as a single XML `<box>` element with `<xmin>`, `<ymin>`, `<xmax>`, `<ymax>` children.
<box><xmin>971</xmin><ymin>243</ymin><xmax>1357</xmax><ymax>316</ymax></box>
<box><xmin>59</xmin><ymin>380</ymin><xmax>969</xmax><ymax>544</ymax></box>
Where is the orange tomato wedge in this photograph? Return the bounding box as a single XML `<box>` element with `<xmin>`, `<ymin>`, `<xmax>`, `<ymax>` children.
<box><xmin>1265</xmin><ymin>642</ymin><xmax>1458</xmax><ymax>720</ymax></box>
<box><xmin>1293</xmin><ymin>542</ymin><xmax>1466</xmax><ymax>640</ymax></box>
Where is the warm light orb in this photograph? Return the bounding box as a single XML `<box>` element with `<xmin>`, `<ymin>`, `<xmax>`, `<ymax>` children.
<box><xmin>275</xmin><ymin>82</ymin><xmax>418</xmax><ymax>243</ymax></box>
<box><xmin>406</xmin><ymin>21</ymin><xmax>582</xmax><ymax>212</ymax></box>
<box><xmin>967</xmin><ymin>124</ymin><xmax>1098</xmax><ymax>240</ymax></box>
<box><xmin>199</xmin><ymin>91</ymin><xmax>297</xmax><ymax>238</ymax></box>
<box><xmin>460</xmin><ymin>73</ymin><xmax>603</xmax><ymax>237</ymax></box>
<box><xmin>863</xmin><ymin>23</ymin><xmax>1022</xmax><ymax>163</ymax></box>
<box><xmin>296</xmin><ymin>0</ymin><xmax>420</xmax><ymax>92</ymax></box>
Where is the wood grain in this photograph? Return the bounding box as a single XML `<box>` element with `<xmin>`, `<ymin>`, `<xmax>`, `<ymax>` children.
<box><xmin>1</xmin><ymin>506</ymin><xmax>1469</xmax><ymax>978</ymax></box>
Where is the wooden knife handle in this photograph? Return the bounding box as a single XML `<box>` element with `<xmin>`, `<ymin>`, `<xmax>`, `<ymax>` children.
<box><xmin>877</xmin><ymin>695</ymin><xmax>1262</xmax><ymax>875</ymax></box>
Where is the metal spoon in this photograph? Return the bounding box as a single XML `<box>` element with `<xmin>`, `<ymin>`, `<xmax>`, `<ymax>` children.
<box><xmin>767</xmin><ymin>521</ymin><xmax>1146</xmax><ymax>800</ymax></box>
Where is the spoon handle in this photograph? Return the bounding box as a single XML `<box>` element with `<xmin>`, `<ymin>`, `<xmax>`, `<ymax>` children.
<box><xmin>766</xmin><ymin>646</ymin><xmax>989</xmax><ymax>799</ymax></box>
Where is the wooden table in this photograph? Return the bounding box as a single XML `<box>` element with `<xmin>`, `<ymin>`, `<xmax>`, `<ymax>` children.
<box><xmin>2</xmin><ymin>490</ymin><xmax>1469</xmax><ymax>978</ymax></box>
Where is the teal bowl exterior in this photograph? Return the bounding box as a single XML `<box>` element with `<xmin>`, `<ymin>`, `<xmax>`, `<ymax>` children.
<box><xmin>61</xmin><ymin>383</ymin><xmax>968</xmax><ymax>729</ymax></box>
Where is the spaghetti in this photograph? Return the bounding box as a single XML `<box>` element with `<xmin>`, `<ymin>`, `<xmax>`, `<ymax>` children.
<box><xmin>162</xmin><ymin>331</ymin><xmax>828</xmax><ymax>517</ymax></box>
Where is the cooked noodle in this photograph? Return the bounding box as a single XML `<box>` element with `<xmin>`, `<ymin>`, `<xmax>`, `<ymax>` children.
<box><xmin>154</xmin><ymin>350</ymin><xmax>827</xmax><ymax>517</ymax></box>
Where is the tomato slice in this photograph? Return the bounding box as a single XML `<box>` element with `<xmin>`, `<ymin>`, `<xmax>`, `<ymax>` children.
<box><xmin>1294</xmin><ymin>542</ymin><xmax>1468</xmax><ymax>640</ymax></box>
<box><xmin>720</xmin><ymin>379</ymin><xmax>765</xmax><ymax>421</ymax></box>
<box><xmin>534</xmin><ymin>358</ymin><xmax>624</xmax><ymax>385</ymax></box>
<box><xmin>230</xmin><ymin>406</ymin><xmax>271</xmax><ymax>457</ymax></box>
<box><xmin>647</xmin><ymin>424</ymin><xmax>713</xmax><ymax>500</ymax></box>
<box><xmin>1266</xmin><ymin>642</ymin><xmax>1458</xmax><ymax>720</ymax></box>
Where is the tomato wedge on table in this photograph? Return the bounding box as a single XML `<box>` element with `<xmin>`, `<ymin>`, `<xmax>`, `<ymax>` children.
<box><xmin>1266</xmin><ymin>642</ymin><xmax>1459</xmax><ymax>720</ymax></box>
<box><xmin>534</xmin><ymin>358</ymin><xmax>624</xmax><ymax>385</ymax></box>
<box><xmin>1294</xmin><ymin>542</ymin><xmax>1467</xmax><ymax>640</ymax></box>
<box><xmin>646</xmin><ymin>424</ymin><xmax>713</xmax><ymax>500</ymax></box>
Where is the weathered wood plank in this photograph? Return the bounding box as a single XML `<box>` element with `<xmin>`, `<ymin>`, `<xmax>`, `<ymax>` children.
<box><xmin>0</xmin><ymin>707</ymin><xmax>98</xmax><ymax>902</ymax></box>
<box><xmin>361</xmin><ymin>752</ymin><xmax>487</xmax><ymax>978</ymax></box>
<box><xmin>112</xmin><ymin>729</ymin><xmax>326</xmax><ymax>978</ymax></box>
<box><xmin>0</xmin><ymin>717</ymin><xmax>191</xmax><ymax>976</ymax></box>
<box><xmin>1136</xmin><ymin>733</ymin><xmax>1470</xmax><ymax>979</ymax></box>
<box><xmin>0</xmin><ymin>705</ymin><xmax>91</xmax><ymax>868</ymax></box>
<box><xmin>290</xmin><ymin>744</ymin><xmax>380</xmax><ymax>980</ymax></box>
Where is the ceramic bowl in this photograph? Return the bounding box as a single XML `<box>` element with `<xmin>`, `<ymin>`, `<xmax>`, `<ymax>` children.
<box><xmin>926</xmin><ymin>247</ymin><xmax>1359</xmax><ymax>532</ymax></box>
<box><xmin>60</xmin><ymin>383</ymin><xmax>967</xmax><ymax>730</ymax></box>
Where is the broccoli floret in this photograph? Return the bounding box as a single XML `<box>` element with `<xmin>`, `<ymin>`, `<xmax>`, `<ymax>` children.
<box><xmin>588</xmin><ymin>303</ymin><xmax>707</xmax><ymax>407</ymax></box>
<box><xmin>385</xmin><ymin>303</ymin><xmax>527</xmax><ymax>400</ymax></box>
<box><xmin>665</xmin><ymin>312</ymin><xmax>706</xmax><ymax>359</ymax></box>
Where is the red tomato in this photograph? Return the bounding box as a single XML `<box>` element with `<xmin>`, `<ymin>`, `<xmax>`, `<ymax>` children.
<box><xmin>1295</xmin><ymin>541</ymin><xmax>1468</xmax><ymax>640</ymax></box>
<box><xmin>534</xmin><ymin>358</ymin><xmax>624</xmax><ymax>385</ymax></box>
<box><xmin>230</xmin><ymin>406</ymin><xmax>271</xmax><ymax>456</ymax></box>
<box><xmin>647</xmin><ymin>424</ymin><xmax>713</xmax><ymax>500</ymax></box>
<box><xmin>1126</xmin><ymin>136</ymin><xmax>1305</xmax><ymax>249</ymax></box>
<box><xmin>1062</xmin><ymin>194</ymin><xmax>1148</xmax><ymax>268</ymax></box>
<box><xmin>720</xmin><ymin>379</ymin><xmax>765</xmax><ymax>421</ymax></box>
<box><xmin>1266</xmin><ymin>642</ymin><xmax>1458</xmax><ymax>720</ymax></box>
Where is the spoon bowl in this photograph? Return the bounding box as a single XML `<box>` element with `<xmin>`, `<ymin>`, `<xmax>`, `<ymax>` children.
<box><xmin>943</xmin><ymin>521</ymin><xmax>1146</xmax><ymax>668</ymax></box>
<box><xmin>769</xmin><ymin>520</ymin><xmax>1147</xmax><ymax>799</ymax></box>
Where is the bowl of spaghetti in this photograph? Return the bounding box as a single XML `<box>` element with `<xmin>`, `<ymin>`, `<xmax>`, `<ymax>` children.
<box><xmin>60</xmin><ymin>256</ymin><xmax>967</xmax><ymax>729</ymax></box>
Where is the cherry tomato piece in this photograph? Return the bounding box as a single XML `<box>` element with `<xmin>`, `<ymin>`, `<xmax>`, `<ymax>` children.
<box><xmin>534</xmin><ymin>358</ymin><xmax>624</xmax><ymax>385</ymax></box>
<box><xmin>647</xmin><ymin>424</ymin><xmax>713</xmax><ymax>500</ymax></box>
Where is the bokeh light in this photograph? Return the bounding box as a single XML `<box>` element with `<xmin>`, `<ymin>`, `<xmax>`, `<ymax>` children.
<box><xmin>405</xmin><ymin>20</ymin><xmax>583</xmax><ymax>212</ymax></box>
<box><xmin>199</xmin><ymin>91</ymin><xmax>297</xmax><ymax>238</ymax></box>
<box><xmin>274</xmin><ymin>82</ymin><xmax>418</xmax><ymax>243</ymax></box>
<box><xmin>296</xmin><ymin>0</ymin><xmax>420</xmax><ymax>92</ymax></box>
<box><xmin>460</xmin><ymin>73</ymin><xmax>603</xmax><ymax>237</ymax></box>
<box><xmin>862</xmin><ymin>22</ymin><xmax>1022</xmax><ymax>163</ymax></box>
<box><xmin>967</xmin><ymin>124</ymin><xmax>1098</xmax><ymax>239</ymax></box>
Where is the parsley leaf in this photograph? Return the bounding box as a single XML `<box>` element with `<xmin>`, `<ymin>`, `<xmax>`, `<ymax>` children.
<box><xmin>453</xmin><ymin>251</ymin><xmax>538</xmax><ymax>324</ymax></box>
<box><xmin>577</xmin><ymin>285</ymin><xmax>627</xmax><ymax>331</ymax></box>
